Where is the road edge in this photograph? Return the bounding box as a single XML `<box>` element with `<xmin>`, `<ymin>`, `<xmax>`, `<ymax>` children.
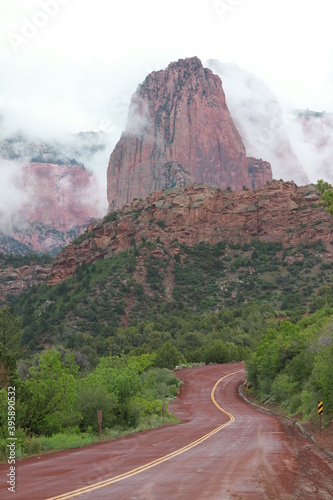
<box><xmin>238</xmin><ymin>382</ymin><xmax>333</xmax><ymax>461</ymax></box>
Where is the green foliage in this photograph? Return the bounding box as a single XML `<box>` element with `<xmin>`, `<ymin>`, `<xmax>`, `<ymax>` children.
<box><xmin>0</xmin><ymin>388</ymin><xmax>8</xmax><ymax>439</ymax></box>
<box><xmin>103</xmin><ymin>210</ymin><xmax>119</xmax><ymax>223</ymax></box>
<box><xmin>72</xmin><ymin>231</ymin><xmax>94</xmax><ymax>246</ymax></box>
<box><xmin>247</xmin><ymin>310</ymin><xmax>333</xmax><ymax>418</ymax></box>
<box><xmin>0</xmin><ymin>252</ymin><xmax>53</xmax><ymax>267</ymax></box>
<box><xmin>20</xmin><ymin>350</ymin><xmax>79</xmax><ymax>436</ymax></box>
<box><xmin>5</xmin><ymin>230</ymin><xmax>333</xmax><ymax>448</ymax></box>
<box><xmin>142</xmin><ymin>368</ymin><xmax>180</xmax><ymax>397</ymax></box>
<box><xmin>76</xmin><ymin>381</ymin><xmax>117</xmax><ymax>432</ymax></box>
<box><xmin>316</xmin><ymin>179</ymin><xmax>333</xmax><ymax>216</ymax></box>
<box><xmin>12</xmin><ymin>236</ymin><xmax>333</xmax><ymax>360</ymax></box>
<box><xmin>155</xmin><ymin>341</ymin><xmax>184</xmax><ymax>369</ymax></box>
<box><xmin>201</xmin><ymin>339</ymin><xmax>230</xmax><ymax>364</ymax></box>
<box><xmin>312</xmin><ymin>344</ymin><xmax>333</xmax><ymax>408</ymax></box>
<box><xmin>0</xmin><ymin>307</ymin><xmax>22</xmax><ymax>388</ymax></box>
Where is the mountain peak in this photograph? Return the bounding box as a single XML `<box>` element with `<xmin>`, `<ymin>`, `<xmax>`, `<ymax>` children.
<box><xmin>107</xmin><ymin>58</ymin><xmax>272</xmax><ymax>212</ymax></box>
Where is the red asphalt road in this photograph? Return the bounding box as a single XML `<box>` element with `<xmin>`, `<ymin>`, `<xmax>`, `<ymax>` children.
<box><xmin>0</xmin><ymin>362</ymin><xmax>332</xmax><ymax>499</ymax></box>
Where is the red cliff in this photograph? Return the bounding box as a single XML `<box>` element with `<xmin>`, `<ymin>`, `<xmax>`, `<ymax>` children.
<box><xmin>0</xmin><ymin>161</ymin><xmax>104</xmax><ymax>255</ymax></box>
<box><xmin>107</xmin><ymin>57</ymin><xmax>272</xmax><ymax>211</ymax></box>
<box><xmin>49</xmin><ymin>181</ymin><xmax>332</xmax><ymax>285</ymax></box>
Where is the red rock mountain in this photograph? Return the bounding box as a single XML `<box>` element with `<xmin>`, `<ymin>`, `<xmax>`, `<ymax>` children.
<box><xmin>22</xmin><ymin>163</ymin><xmax>100</xmax><ymax>229</ymax></box>
<box><xmin>0</xmin><ymin>161</ymin><xmax>104</xmax><ymax>255</ymax></box>
<box><xmin>107</xmin><ymin>57</ymin><xmax>272</xmax><ymax>211</ymax></box>
<box><xmin>49</xmin><ymin>181</ymin><xmax>332</xmax><ymax>285</ymax></box>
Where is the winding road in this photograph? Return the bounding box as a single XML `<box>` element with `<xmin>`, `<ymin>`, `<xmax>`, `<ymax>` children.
<box><xmin>1</xmin><ymin>363</ymin><xmax>332</xmax><ymax>499</ymax></box>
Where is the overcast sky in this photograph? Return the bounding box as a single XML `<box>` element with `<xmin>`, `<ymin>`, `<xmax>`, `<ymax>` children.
<box><xmin>0</xmin><ymin>0</ymin><xmax>332</xmax><ymax>136</ymax></box>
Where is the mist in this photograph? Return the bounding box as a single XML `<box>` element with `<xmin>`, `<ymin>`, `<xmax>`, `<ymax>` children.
<box><xmin>207</xmin><ymin>60</ymin><xmax>332</xmax><ymax>185</ymax></box>
<box><xmin>0</xmin><ymin>53</ymin><xmax>332</xmax><ymax>237</ymax></box>
<box><xmin>0</xmin><ymin>159</ymin><xmax>33</xmax><ymax>233</ymax></box>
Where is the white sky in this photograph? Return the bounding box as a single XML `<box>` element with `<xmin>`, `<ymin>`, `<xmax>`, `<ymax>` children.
<box><xmin>0</xmin><ymin>0</ymin><xmax>332</xmax><ymax>138</ymax></box>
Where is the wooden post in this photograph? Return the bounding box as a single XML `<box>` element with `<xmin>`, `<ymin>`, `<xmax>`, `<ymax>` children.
<box><xmin>97</xmin><ymin>410</ymin><xmax>102</xmax><ymax>439</ymax></box>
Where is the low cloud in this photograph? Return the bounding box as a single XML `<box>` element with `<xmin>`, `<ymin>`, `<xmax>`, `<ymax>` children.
<box><xmin>207</xmin><ymin>60</ymin><xmax>309</xmax><ymax>184</ymax></box>
<box><xmin>0</xmin><ymin>159</ymin><xmax>33</xmax><ymax>232</ymax></box>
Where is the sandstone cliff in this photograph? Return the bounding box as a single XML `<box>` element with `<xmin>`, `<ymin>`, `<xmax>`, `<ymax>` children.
<box><xmin>0</xmin><ymin>161</ymin><xmax>104</xmax><ymax>255</ymax></box>
<box><xmin>107</xmin><ymin>57</ymin><xmax>272</xmax><ymax>211</ymax></box>
<box><xmin>0</xmin><ymin>262</ymin><xmax>52</xmax><ymax>303</ymax></box>
<box><xmin>49</xmin><ymin>181</ymin><xmax>332</xmax><ymax>285</ymax></box>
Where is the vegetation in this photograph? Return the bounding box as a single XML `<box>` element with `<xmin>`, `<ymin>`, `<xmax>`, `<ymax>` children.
<box><xmin>0</xmin><ymin>307</ymin><xmax>22</xmax><ymax>388</ymax></box>
<box><xmin>0</xmin><ymin>350</ymin><xmax>180</xmax><ymax>460</ymax></box>
<box><xmin>1</xmin><ymin>179</ymin><xmax>333</xmax><ymax>458</ymax></box>
<box><xmin>317</xmin><ymin>179</ymin><xmax>333</xmax><ymax>216</ymax></box>
<box><xmin>246</xmin><ymin>308</ymin><xmax>333</xmax><ymax>423</ymax></box>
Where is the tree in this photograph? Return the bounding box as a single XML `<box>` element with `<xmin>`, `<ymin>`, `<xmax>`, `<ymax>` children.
<box><xmin>312</xmin><ymin>344</ymin><xmax>333</xmax><ymax>408</ymax></box>
<box><xmin>201</xmin><ymin>339</ymin><xmax>230</xmax><ymax>364</ymax></box>
<box><xmin>76</xmin><ymin>380</ymin><xmax>117</xmax><ymax>432</ymax></box>
<box><xmin>0</xmin><ymin>307</ymin><xmax>22</xmax><ymax>389</ymax></box>
<box><xmin>155</xmin><ymin>341</ymin><xmax>184</xmax><ymax>369</ymax></box>
<box><xmin>316</xmin><ymin>179</ymin><xmax>333</xmax><ymax>216</ymax></box>
<box><xmin>21</xmin><ymin>350</ymin><xmax>79</xmax><ymax>435</ymax></box>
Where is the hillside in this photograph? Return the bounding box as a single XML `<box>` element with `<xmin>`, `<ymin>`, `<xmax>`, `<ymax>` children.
<box><xmin>11</xmin><ymin>180</ymin><xmax>333</xmax><ymax>357</ymax></box>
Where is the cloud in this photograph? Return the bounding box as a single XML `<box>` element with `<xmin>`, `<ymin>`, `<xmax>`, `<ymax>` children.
<box><xmin>0</xmin><ymin>159</ymin><xmax>33</xmax><ymax>232</ymax></box>
<box><xmin>206</xmin><ymin>60</ymin><xmax>333</xmax><ymax>185</ymax></box>
<box><xmin>288</xmin><ymin>111</ymin><xmax>333</xmax><ymax>184</ymax></box>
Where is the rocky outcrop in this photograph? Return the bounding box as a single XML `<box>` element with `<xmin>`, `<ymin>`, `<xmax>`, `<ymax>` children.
<box><xmin>0</xmin><ymin>263</ymin><xmax>52</xmax><ymax>302</ymax></box>
<box><xmin>247</xmin><ymin>157</ymin><xmax>272</xmax><ymax>189</ymax></box>
<box><xmin>49</xmin><ymin>181</ymin><xmax>333</xmax><ymax>285</ymax></box>
<box><xmin>107</xmin><ymin>57</ymin><xmax>272</xmax><ymax>211</ymax></box>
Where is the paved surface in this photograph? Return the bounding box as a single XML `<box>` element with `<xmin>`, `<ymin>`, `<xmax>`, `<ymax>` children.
<box><xmin>0</xmin><ymin>362</ymin><xmax>332</xmax><ymax>499</ymax></box>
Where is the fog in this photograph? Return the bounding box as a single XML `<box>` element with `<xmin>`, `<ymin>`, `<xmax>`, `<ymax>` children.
<box><xmin>0</xmin><ymin>54</ymin><xmax>332</xmax><ymax>234</ymax></box>
<box><xmin>208</xmin><ymin>61</ymin><xmax>333</xmax><ymax>185</ymax></box>
<box><xmin>0</xmin><ymin>0</ymin><xmax>332</xmax><ymax>235</ymax></box>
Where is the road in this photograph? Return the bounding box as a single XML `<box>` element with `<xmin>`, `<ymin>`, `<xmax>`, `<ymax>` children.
<box><xmin>0</xmin><ymin>363</ymin><xmax>332</xmax><ymax>499</ymax></box>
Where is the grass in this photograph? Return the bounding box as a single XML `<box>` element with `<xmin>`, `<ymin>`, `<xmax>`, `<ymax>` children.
<box><xmin>0</xmin><ymin>413</ymin><xmax>180</xmax><ymax>463</ymax></box>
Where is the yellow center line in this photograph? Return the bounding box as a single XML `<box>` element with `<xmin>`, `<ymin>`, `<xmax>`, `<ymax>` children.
<box><xmin>47</xmin><ymin>368</ymin><xmax>244</xmax><ymax>500</ymax></box>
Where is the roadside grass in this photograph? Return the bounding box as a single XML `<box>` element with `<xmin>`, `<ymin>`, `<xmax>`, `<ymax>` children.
<box><xmin>0</xmin><ymin>413</ymin><xmax>180</xmax><ymax>462</ymax></box>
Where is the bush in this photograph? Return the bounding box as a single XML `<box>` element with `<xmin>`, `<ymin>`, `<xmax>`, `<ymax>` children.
<box><xmin>155</xmin><ymin>342</ymin><xmax>184</xmax><ymax>369</ymax></box>
<box><xmin>76</xmin><ymin>382</ymin><xmax>117</xmax><ymax>432</ymax></box>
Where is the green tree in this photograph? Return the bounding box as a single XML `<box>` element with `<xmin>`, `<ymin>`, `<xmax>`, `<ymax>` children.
<box><xmin>316</xmin><ymin>179</ymin><xmax>333</xmax><ymax>216</ymax></box>
<box><xmin>0</xmin><ymin>307</ymin><xmax>22</xmax><ymax>389</ymax></box>
<box><xmin>21</xmin><ymin>350</ymin><xmax>79</xmax><ymax>435</ymax></box>
<box><xmin>155</xmin><ymin>341</ymin><xmax>184</xmax><ymax>369</ymax></box>
<box><xmin>201</xmin><ymin>339</ymin><xmax>230</xmax><ymax>364</ymax></box>
<box><xmin>312</xmin><ymin>344</ymin><xmax>333</xmax><ymax>408</ymax></box>
<box><xmin>89</xmin><ymin>355</ymin><xmax>142</xmax><ymax>427</ymax></box>
<box><xmin>76</xmin><ymin>380</ymin><xmax>117</xmax><ymax>432</ymax></box>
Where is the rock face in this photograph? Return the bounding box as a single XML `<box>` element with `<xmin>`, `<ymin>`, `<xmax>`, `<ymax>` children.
<box><xmin>0</xmin><ymin>262</ymin><xmax>52</xmax><ymax>303</ymax></box>
<box><xmin>49</xmin><ymin>181</ymin><xmax>333</xmax><ymax>285</ymax></box>
<box><xmin>22</xmin><ymin>163</ymin><xmax>99</xmax><ymax>229</ymax></box>
<box><xmin>247</xmin><ymin>157</ymin><xmax>272</xmax><ymax>189</ymax></box>
<box><xmin>0</xmin><ymin>161</ymin><xmax>104</xmax><ymax>254</ymax></box>
<box><xmin>107</xmin><ymin>57</ymin><xmax>272</xmax><ymax>211</ymax></box>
